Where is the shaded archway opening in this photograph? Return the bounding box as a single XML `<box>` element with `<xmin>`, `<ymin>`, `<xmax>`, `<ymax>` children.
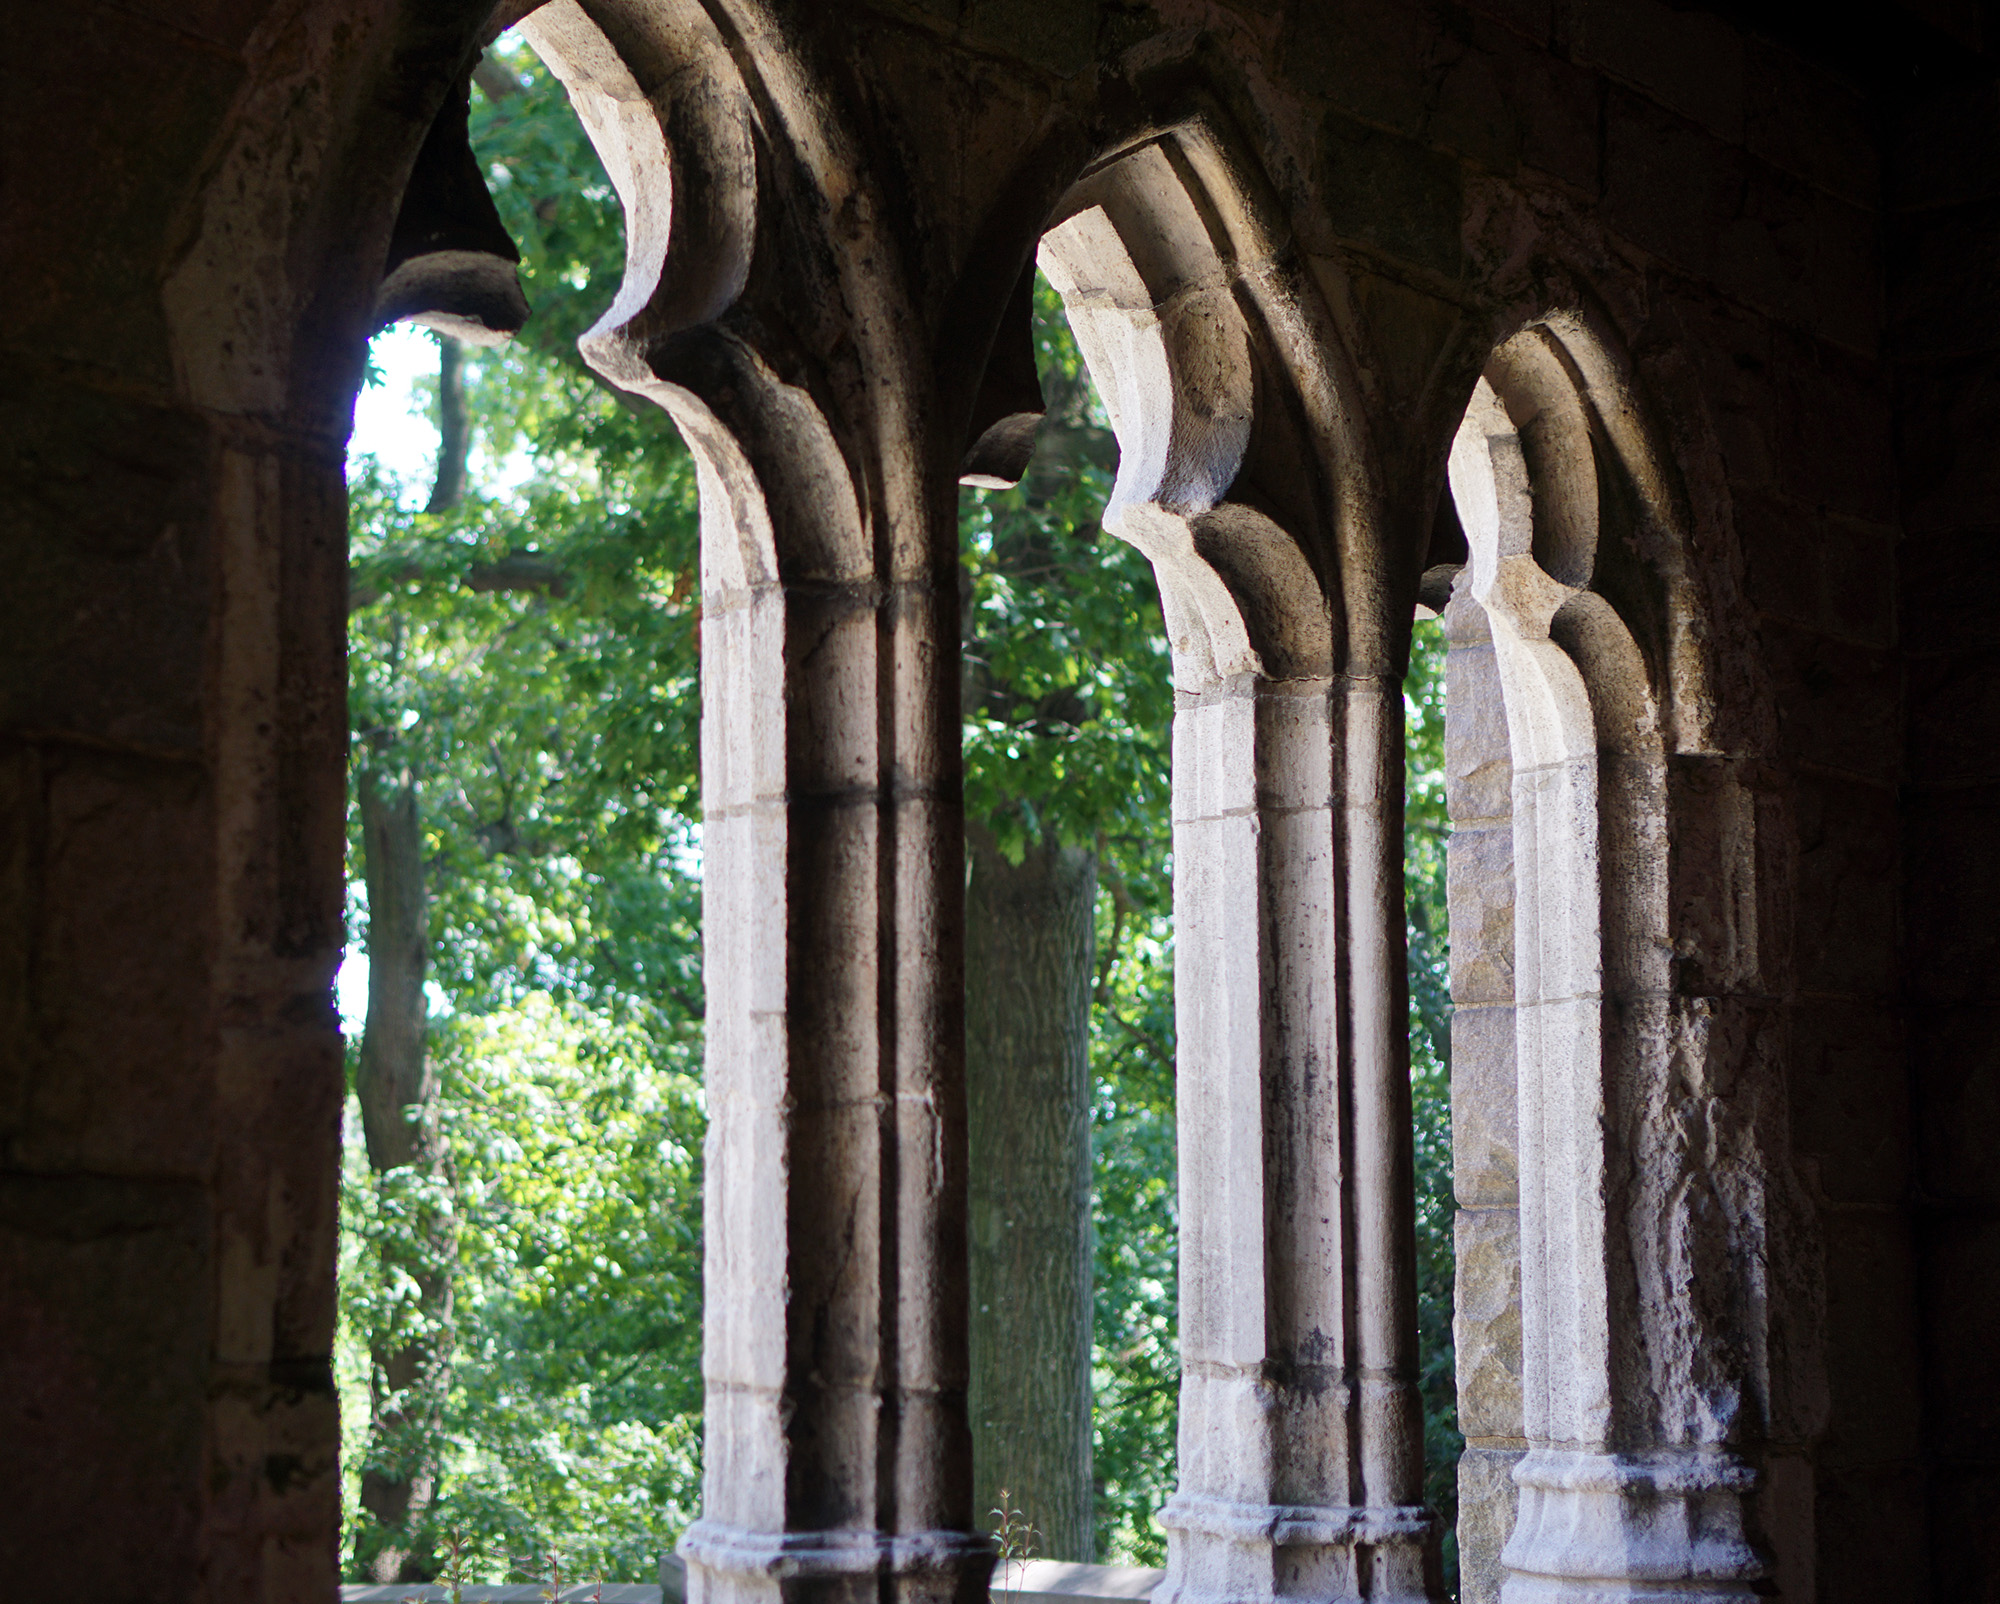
<box><xmin>338</xmin><ymin>26</ymin><xmax>708</xmax><ymax>1586</ymax></box>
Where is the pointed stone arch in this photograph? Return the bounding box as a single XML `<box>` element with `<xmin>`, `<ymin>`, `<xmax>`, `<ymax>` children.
<box><xmin>521</xmin><ymin>6</ymin><xmax>987</xmax><ymax>1604</ymax></box>
<box><xmin>1035</xmin><ymin>108</ymin><xmax>1448</xmax><ymax>1604</ymax></box>
<box><xmin>1440</xmin><ymin>312</ymin><xmax>1809</xmax><ymax>1604</ymax></box>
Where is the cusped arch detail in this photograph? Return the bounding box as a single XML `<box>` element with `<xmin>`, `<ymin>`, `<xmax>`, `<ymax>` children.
<box><xmin>1442</xmin><ymin>312</ymin><xmax>1801</xmax><ymax>1604</ymax></box>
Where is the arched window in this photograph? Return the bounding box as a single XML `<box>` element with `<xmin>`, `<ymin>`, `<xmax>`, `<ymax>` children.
<box><xmin>1441</xmin><ymin>320</ymin><xmax>1786</xmax><ymax>1604</ymax></box>
<box><xmin>507</xmin><ymin>6</ymin><xmax>1794</xmax><ymax>1602</ymax></box>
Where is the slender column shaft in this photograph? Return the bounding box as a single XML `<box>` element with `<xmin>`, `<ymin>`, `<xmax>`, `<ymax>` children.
<box><xmin>1343</xmin><ymin>676</ymin><xmax>1437</xmax><ymax>1604</ymax></box>
<box><xmin>1160</xmin><ymin>671</ymin><xmax>1440</xmax><ymax>1604</ymax></box>
<box><xmin>684</xmin><ymin>465</ymin><xmax>984</xmax><ymax>1604</ymax></box>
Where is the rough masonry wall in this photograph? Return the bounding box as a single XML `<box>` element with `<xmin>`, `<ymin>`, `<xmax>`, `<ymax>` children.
<box><xmin>1892</xmin><ymin>63</ymin><xmax>2000</xmax><ymax>1602</ymax></box>
<box><xmin>6</xmin><ymin>0</ymin><xmax>1993</xmax><ymax>1599</ymax></box>
<box><xmin>0</xmin><ymin>2</ymin><xmax>486</xmax><ymax>1597</ymax></box>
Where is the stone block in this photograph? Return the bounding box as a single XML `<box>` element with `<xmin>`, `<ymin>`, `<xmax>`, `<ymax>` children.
<box><xmin>4</xmin><ymin>8</ymin><xmax>242</xmax><ymax>384</ymax></box>
<box><xmin>1890</xmin><ymin>74</ymin><xmax>2000</xmax><ymax>211</ymax></box>
<box><xmin>1908</xmin><ymin>648</ymin><xmax>2000</xmax><ymax>787</ymax></box>
<box><xmin>1903</xmin><ymin>785</ymin><xmax>2000</xmax><ymax>1005</ymax></box>
<box><xmin>1451</xmin><ymin>1004</ymin><xmax>1517</xmax><ymax>1208</ymax></box>
<box><xmin>1790</xmin><ymin>774</ymin><xmax>1901</xmax><ymax>1001</ymax></box>
<box><xmin>1653</xmin><ymin>286</ymin><xmax>1780</xmax><ymax>494</ymax></box>
<box><xmin>1253</xmin><ymin>688</ymin><xmax>1335</xmax><ymax>812</ymax></box>
<box><xmin>1736</xmin><ymin>490</ymin><xmax>1832</xmax><ymax>636</ymax></box>
<box><xmin>1601</xmin><ymin>86</ymin><xmax>1734</xmax><ymax>280</ymax></box>
<box><xmin>1819</xmin><ymin>516</ymin><xmax>1899</xmax><ymax>650</ymax></box>
<box><xmin>1759</xmin><ymin>621</ymin><xmax>1901</xmax><ymax>788</ymax></box>
<box><xmin>1317</xmin><ymin>111</ymin><xmax>1464</xmax><ymax>280</ymax></box>
<box><xmin>1896</xmin><ymin>352</ymin><xmax>2000</xmax><ymax>537</ymax></box>
<box><xmin>961</xmin><ymin>0</ymin><xmax>1095</xmax><ymax>76</ymax></box>
<box><xmin>1899</xmin><ymin>524</ymin><xmax>2000</xmax><ymax>656</ymax></box>
<box><xmin>1788</xmin><ymin>1000</ymin><xmax>1908</xmax><ymax>1206</ymax></box>
<box><xmin>1287</xmin><ymin>0</ymin><xmax>1439</xmax><ymax>140</ymax></box>
<box><xmin>1426</xmin><ymin>43</ymin><xmax>1524</xmax><ymax>176</ymax></box>
<box><xmin>1911</xmin><ymin>1003</ymin><xmax>2000</xmax><ymax>1204</ymax></box>
<box><xmin>1350</xmin><ymin>271</ymin><xmax>1467</xmax><ymax>407</ymax></box>
<box><xmin>1927</xmin><ymin>1466</ymin><xmax>2000</xmax><ymax>1603</ymax></box>
<box><xmin>0</xmin><ymin>1174</ymin><xmax>210</xmax><ymax>1601</ymax></box>
<box><xmin>1717</xmin><ymin>166</ymin><xmax>1880</xmax><ymax>355</ymax></box>
<box><xmin>1818</xmin><ymin>1211</ymin><xmax>1922</xmax><ymax>1467</ymax></box>
<box><xmin>1772</xmin><ymin>336</ymin><xmax>1896</xmax><ymax>520</ymax></box>
<box><xmin>1498</xmin><ymin>32</ymin><xmax>1600</xmax><ymax>192</ymax></box>
<box><xmin>1445</xmin><ymin>641</ymin><xmax>1513</xmax><ymax>824</ymax></box>
<box><xmin>1446</xmin><ymin>823</ymin><xmax>1515</xmax><ymax>1005</ymax></box>
<box><xmin>1920</xmin><ymin>1212</ymin><xmax>2000</xmax><ymax>1460</ymax></box>
<box><xmin>1455</xmin><ymin>1445</ymin><xmax>1524</xmax><ymax>1604</ymax></box>
<box><xmin>0</xmin><ymin>365</ymin><xmax>212</xmax><ymax>752</ymax></box>
<box><xmin>1663</xmin><ymin>755</ymin><xmax>1765</xmax><ymax>996</ymax></box>
<box><xmin>13</xmin><ymin>749</ymin><xmax>212</xmax><ymax>1173</ymax></box>
<box><xmin>1173</xmin><ymin>692</ymin><xmax>1257</xmax><ymax>823</ymax></box>
<box><xmin>1459</xmin><ymin>0</ymin><xmax>1550</xmax><ymax>43</ymax></box>
<box><xmin>1888</xmin><ymin>200</ymin><xmax>2000</xmax><ymax>365</ymax></box>
<box><xmin>1453</xmin><ymin>1207</ymin><xmax>1522</xmax><ymax>1440</ymax></box>
<box><xmin>1813</xmin><ymin>1464</ymin><xmax>1928</xmax><ymax>1604</ymax></box>
<box><xmin>1743</xmin><ymin>36</ymin><xmax>1880</xmax><ymax>208</ymax></box>
<box><xmin>1576</xmin><ymin>0</ymin><xmax>1744</xmax><ymax>141</ymax></box>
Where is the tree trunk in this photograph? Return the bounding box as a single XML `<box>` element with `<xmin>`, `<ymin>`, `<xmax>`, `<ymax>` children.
<box><xmin>354</xmin><ymin>769</ymin><xmax>452</xmax><ymax>1583</ymax></box>
<box><xmin>966</xmin><ymin>829</ymin><xmax>1097</xmax><ymax>1561</ymax></box>
<box><xmin>424</xmin><ymin>336</ymin><xmax>468</xmax><ymax>515</ymax></box>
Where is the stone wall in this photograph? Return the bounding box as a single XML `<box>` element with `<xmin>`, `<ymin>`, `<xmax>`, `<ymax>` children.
<box><xmin>1892</xmin><ymin>61</ymin><xmax>2000</xmax><ymax>1603</ymax></box>
<box><xmin>0</xmin><ymin>2</ymin><xmax>490</xmax><ymax>1597</ymax></box>
<box><xmin>3</xmin><ymin>2</ymin><xmax>1995</xmax><ymax>1600</ymax></box>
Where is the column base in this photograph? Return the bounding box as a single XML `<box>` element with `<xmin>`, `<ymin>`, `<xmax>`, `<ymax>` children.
<box><xmin>1497</xmin><ymin>1449</ymin><xmax>1766</xmax><ymax>1604</ymax></box>
<box><xmin>680</xmin><ymin>1520</ymin><xmax>995</xmax><ymax>1604</ymax></box>
<box><xmin>1155</xmin><ymin>1492</ymin><xmax>1445</xmax><ymax>1604</ymax></box>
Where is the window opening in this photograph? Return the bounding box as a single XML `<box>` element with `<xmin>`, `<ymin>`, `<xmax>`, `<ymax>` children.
<box><xmin>1405</xmin><ymin>609</ymin><xmax>1461</xmax><ymax>1591</ymax></box>
<box><xmin>338</xmin><ymin>32</ymin><xmax>706</xmax><ymax>1587</ymax></box>
<box><xmin>336</xmin><ymin>34</ymin><xmax>1464</xmax><ymax>1598</ymax></box>
<box><xmin>959</xmin><ymin>271</ymin><xmax>1177</xmax><ymax>1568</ymax></box>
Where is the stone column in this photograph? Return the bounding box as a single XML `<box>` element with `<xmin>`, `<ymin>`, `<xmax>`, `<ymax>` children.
<box><xmin>1440</xmin><ymin>582</ymin><xmax>1525</xmax><ymax>1604</ymax></box>
<box><xmin>1450</xmin><ymin>351</ymin><xmax>1768</xmax><ymax>1604</ymax></box>
<box><xmin>1160</xmin><ymin>666</ymin><xmax>1351</xmax><ymax>1602</ymax></box>
<box><xmin>524</xmin><ymin>7</ymin><xmax>989</xmax><ymax>1604</ymax></box>
<box><xmin>1041</xmin><ymin>146</ymin><xmax>1442</xmax><ymax>1604</ymax></box>
<box><xmin>682</xmin><ymin>400</ymin><xmax>983</xmax><ymax>1604</ymax></box>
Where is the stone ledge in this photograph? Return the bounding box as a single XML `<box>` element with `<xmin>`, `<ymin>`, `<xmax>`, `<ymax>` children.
<box><xmin>339</xmin><ymin>1554</ymin><xmax>1167</xmax><ymax>1604</ymax></box>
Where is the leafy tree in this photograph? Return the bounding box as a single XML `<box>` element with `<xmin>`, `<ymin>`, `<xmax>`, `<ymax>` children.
<box><xmin>960</xmin><ymin>277</ymin><xmax>1177</xmax><ymax>1564</ymax></box>
<box><xmin>338</xmin><ymin>34</ymin><xmax>1457</xmax><ymax>1584</ymax></box>
<box><xmin>342</xmin><ymin>36</ymin><xmax>705</xmax><ymax>1580</ymax></box>
<box><xmin>1405</xmin><ymin>618</ymin><xmax>1461</xmax><ymax>1586</ymax></box>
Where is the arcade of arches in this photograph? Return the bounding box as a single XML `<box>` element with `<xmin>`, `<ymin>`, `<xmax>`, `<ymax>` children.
<box><xmin>5</xmin><ymin>1</ymin><xmax>1998</xmax><ymax>1601</ymax></box>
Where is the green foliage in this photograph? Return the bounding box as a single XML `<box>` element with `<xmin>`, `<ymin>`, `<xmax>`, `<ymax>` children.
<box><xmin>339</xmin><ymin>36</ymin><xmax>705</xmax><ymax>1580</ymax></box>
<box><xmin>427</xmin><ymin>999</ymin><xmax>704</xmax><ymax>1580</ymax></box>
<box><xmin>960</xmin><ymin>278</ymin><xmax>1179</xmax><ymax>1563</ymax></box>
<box><xmin>1405</xmin><ymin>617</ymin><xmax>1461</xmax><ymax>1584</ymax></box>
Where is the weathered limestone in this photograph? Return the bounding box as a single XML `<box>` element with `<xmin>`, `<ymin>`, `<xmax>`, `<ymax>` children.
<box><xmin>10</xmin><ymin>2</ymin><xmax>1993</xmax><ymax>1599</ymax></box>
<box><xmin>524</xmin><ymin>6</ymin><xmax>987</xmax><ymax>1604</ymax></box>
<box><xmin>1445</xmin><ymin>334</ymin><xmax>1785</xmax><ymax>1601</ymax></box>
<box><xmin>1041</xmin><ymin>125</ymin><xmax>1441</xmax><ymax>1604</ymax></box>
<box><xmin>1443</xmin><ymin>581</ymin><xmax>1524</xmax><ymax>1604</ymax></box>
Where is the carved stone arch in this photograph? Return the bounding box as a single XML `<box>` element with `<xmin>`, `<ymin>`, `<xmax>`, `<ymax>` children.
<box><xmin>1035</xmin><ymin>108</ymin><xmax>1448</xmax><ymax>1604</ymax></box>
<box><xmin>517</xmin><ymin>7</ymin><xmax>988</xmax><ymax>1604</ymax></box>
<box><xmin>1442</xmin><ymin>314</ymin><xmax>1798</xmax><ymax>1604</ymax></box>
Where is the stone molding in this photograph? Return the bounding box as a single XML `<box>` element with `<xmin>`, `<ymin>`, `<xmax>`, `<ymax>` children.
<box><xmin>1446</xmin><ymin>328</ymin><xmax>1779</xmax><ymax>1602</ymax></box>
